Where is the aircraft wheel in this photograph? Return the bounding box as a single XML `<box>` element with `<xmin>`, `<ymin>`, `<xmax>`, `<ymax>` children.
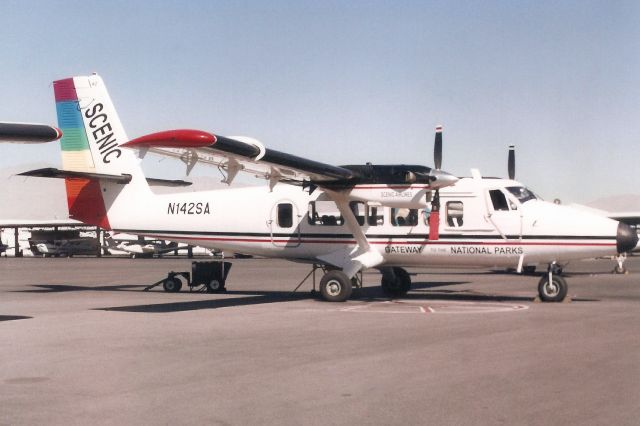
<box><xmin>320</xmin><ymin>270</ymin><xmax>352</xmax><ymax>302</ymax></box>
<box><xmin>537</xmin><ymin>275</ymin><xmax>567</xmax><ymax>302</ymax></box>
<box><xmin>163</xmin><ymin>277</ymin><xmax>182</xmax><ymax>293</ymax></box>
<box><xmin>206</xmin><ymin>279</ymin><xmax>225</xmax><ymax>293</ymax></box>
<box><xmin>613</xmin><ymin>264</ymin><xmax>627</xmax><ymax>274</ymax></box>
<box><xmin>381</xmin><ymin>267</ymin><xmax>411</xmax><ymax>297</ymax></box>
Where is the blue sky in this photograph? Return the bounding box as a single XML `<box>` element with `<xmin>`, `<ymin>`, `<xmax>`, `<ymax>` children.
<box><xmin>1</xmin><ymin>0</ymin><xmax>638</xmax><ymax>203</ymax></box>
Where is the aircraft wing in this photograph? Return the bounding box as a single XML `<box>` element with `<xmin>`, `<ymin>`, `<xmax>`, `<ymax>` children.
<box><xmin>0</xmin><ymin>122</ymin><xmax>62</xmax><ymax>143</ymax></box>
<box><xmin>607</xmin><ymin>212</ymin><xmax>640</xmax><ymax>227</ymax></box>
<box><xmin>121</xmin><ymin>129</ymin><xmax>355</xmax><ymax>187</ymax></box>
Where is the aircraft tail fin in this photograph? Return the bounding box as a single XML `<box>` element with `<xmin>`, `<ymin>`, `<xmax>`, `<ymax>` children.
<box><xmin>53</xmin><ymin>74</ymin><xmax>150</xmax><ymax>229</ymax></box>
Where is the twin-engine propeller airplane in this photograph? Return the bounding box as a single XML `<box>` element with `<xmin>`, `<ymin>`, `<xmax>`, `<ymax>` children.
<box><xmin>12</xmin><ymin>74</ymin><xmax>638</xmax><ymax>302</ymax></box>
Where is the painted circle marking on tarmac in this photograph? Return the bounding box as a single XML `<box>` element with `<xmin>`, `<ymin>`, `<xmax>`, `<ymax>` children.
<box><xmin>339</xmin><ymin>300</ymin><xmax>528</xmax><ymax>315</ymax></box>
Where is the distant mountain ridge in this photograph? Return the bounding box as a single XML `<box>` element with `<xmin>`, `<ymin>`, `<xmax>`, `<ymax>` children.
<box><xmin>584</xmin><ymin>194</ymin><xmax>640</xmax><ymax>212</ymax></box>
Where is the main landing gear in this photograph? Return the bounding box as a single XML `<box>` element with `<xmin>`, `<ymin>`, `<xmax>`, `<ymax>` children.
<box><xmin>319</xmin><ymin>270</ymin><xmax>353</xmax><ymax>302</ymax></box>
<box><xmin>537</xmin><ymin>262</ymin><xmax>568</xmax><ymax>302</ymax></box>
<box><xmin>311</xmin><ymin>266</ymin><xmax>412</xmax><ymax>301</ymax></box>
<box><xmin>297</xmin><ymin>266</ymin><xmax>362</xmax><ymax>302</ymax></box>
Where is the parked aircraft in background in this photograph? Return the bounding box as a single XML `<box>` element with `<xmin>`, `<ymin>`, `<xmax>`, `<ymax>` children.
<box><xmin>13</xmin><ymin>74</ymin><xmax>639</xmax><ymax>301</ymax></box>
<box><xmin>31</xmin><ymin>231</ymin><xmax>99</xmax><ymax>257</ymax></box>
<box><xmin>0</xmin><ymin>220</ymin><xmax>87</xmax><ymax>257</ymax></box>
<box><xmin>104</xmin><ymin>232</ymin><xmax>179</xmax><ymax>258</ymax></box>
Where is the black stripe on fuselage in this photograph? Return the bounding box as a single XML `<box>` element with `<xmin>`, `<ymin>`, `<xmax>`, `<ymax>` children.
<box><xmin>115</xmin><ymin>229</ymin><xmax>614</xmax><ymax>240</ymax></box>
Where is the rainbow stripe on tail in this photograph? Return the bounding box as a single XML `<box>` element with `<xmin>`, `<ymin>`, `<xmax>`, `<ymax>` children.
<box><xmin>53</xmin><ymin>77</ymin><xmax>110</xmax><ymax>228</ymax></box>
<box><xmin>54</xmin><ymin>78</ymin><xmax>97</xmax><ymax>172</ymax></box>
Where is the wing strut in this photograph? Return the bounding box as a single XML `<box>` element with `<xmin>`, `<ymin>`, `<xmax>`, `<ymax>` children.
<box><xmin>317</xmin><ymin>189</ymin><xmax>384</xmax><ymax>278</ymax></box>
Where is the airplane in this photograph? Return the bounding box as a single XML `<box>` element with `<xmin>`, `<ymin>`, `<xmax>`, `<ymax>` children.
<box><xmin>31</xmin><ymin>237</ymin><xmax>99</xmax><ymax>257</ymax></box>
<box><xmin>104</xmin><ymin>233</ymin><xmax>220</xmax><ymax>258</ymax></box>
<box><xmin>103</xmin><ymin>232</ymin><xmax>180</xmax><ymax>258</ymax></box>
<box><xmin>0</xmin><ymin>219</ymin><xmax>88</xmax><ymax>257</ymax></box>
<box><xmin>12</xmin><ymin>74</ymin><xmax>639</xmax><ymax>302</ymax></box>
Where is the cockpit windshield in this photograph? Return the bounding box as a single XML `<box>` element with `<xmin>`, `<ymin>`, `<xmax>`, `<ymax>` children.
<box><xmin>506</xmin><ymin>186</ymin><xmax>538</xmax><ymax>203</ymax></box>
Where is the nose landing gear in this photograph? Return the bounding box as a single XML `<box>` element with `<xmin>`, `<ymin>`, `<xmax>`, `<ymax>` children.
<box><xmin>612</xmin><ymin>254</ymin><xmax>628</xmax><ymax>274</ymax></box>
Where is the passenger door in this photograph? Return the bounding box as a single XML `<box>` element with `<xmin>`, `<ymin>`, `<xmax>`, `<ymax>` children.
<box><xmin>487</xmin><ymin>189</ymin><xmax>522</xmax><ymax>239</ymax></box>
<box><xmin>269</xmin><ymin>201</ymin><xmax>301</xmax><ymax>247</ymax></box>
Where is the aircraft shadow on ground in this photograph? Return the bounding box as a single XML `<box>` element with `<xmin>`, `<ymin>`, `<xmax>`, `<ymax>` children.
<box><xmin>93</xmin><ymin>281</ymin><xmax>473</xmax><ymax>313</ymax></box>
<box><xmin>13</xmin><ymin>280</ymin><xmax>598</xmax><ymax>314</ymax></box>
<box><xmin>13</xmin><ymin>284</ymin><xmax>147</xmax><ymax>293</ymax></box>
<box><xmin>0</xmin><ymin>315</ymin><xmax>33</xmax><ymax>322</ymax></box>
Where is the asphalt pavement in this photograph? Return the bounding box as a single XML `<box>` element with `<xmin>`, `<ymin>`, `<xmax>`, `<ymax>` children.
<box><xmin>1</xmin><ymin>256</ymin><xmax>639</xmax><ymax>425</ymax></box>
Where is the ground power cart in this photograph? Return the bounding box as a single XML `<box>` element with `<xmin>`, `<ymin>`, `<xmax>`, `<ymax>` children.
<box><xmin>145</xmin><ymin>261</ymin><xmax>232</xmax><ymax>293</ymax></box>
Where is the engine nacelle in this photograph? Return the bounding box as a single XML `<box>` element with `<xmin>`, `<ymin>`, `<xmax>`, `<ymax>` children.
<box><xmin>347</xmin><ymin>185</ymin><xmax>431</xmax><ymax>209</ymax></box>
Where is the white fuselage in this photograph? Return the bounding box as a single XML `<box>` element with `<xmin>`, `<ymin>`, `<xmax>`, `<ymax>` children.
<box><xmin>106</xmin><ymin>177</ymin><xmax>620</xmax><ymax>270</ymax></box>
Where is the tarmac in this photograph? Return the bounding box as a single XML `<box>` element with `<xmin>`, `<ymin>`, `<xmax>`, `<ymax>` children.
<box><xmin>1</xmin><ymin>256</ymin><xmax>639</xmax><ymax>425</ymax></box>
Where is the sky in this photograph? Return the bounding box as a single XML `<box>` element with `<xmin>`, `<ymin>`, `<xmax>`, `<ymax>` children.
<box><xmin>1</xmin><ymin>0</ymin><xmax>639</xmax><ymax>204</ymax></box>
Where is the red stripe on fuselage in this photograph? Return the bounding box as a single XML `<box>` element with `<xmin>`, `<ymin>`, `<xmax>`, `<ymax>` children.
<box><xmin>139</xmin><ymin>234</ymin><xmax>616</xmax><ymax>247</ymax></box>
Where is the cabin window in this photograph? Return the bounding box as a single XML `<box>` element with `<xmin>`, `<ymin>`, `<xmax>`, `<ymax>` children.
<box><xmin>349</xmin><ymin>201</ymin><xmax>366</xmax><ymax>226</ymax></box>
<box><xmin>307</xmin><ymin>201</ymin><xmax>344</xmax><ymax>226</ymax></box>
<box><xmin>368</xmin><ymin>206</ymin><xmax>384</xmax><ymax>226</ymax></box>
<box><xmin>391</xmin><ymin>208</ymin><xmax>418</xmax><ymax>227</ymax></box>
<box><xmin>277</xmin><ymin>203</ymin><xmax>293</xmax><ymax>228</ymax></box>
<box><xmin>489</xmin><ymin>190</ymin><xmax>510</xmax><ymax>211</ymax></box>
<box><xmin>506</xmin><ymin>186</ymin><xmax>538</xmax><ymax>203</ymax></box>
<box><xmin>446</xmin><ymin>201</ymin><xmax>464</xmax><ymax>226</ymax></box>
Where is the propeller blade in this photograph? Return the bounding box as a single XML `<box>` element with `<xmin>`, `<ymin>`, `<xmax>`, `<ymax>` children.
<box><xmin>508</xmin><ymin>144</ymin><xmax>515</xmax><ymax>180</ymax></box>
<box><xmin>429</xmin><ymin>125</ymin><xmax>446</xmax><ymax>240</ymax></box>
<box><xmin>434</xmin><ymin>125</ymin><xmax>443</xmax><ymax>170</ymax></box>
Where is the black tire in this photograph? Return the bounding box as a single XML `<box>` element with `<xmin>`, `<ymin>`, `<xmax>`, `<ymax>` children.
<box><xmin>613</xmin><ymin>265</ymin><xmax>627</xmax><ymax>274</ymax></box>
<box><xmin>320</xmin><ymin>270</ymin><xmax>352</xmax><ymax>302</ymax></box>
<box><xmin>381</xmin><ymin>267</ymin><xmax>411</xmax><ymax>297</ymax></box>
<box><xmin>206</xmin><ymin>279</ymin><xmax>225</xmax><ymax>293</ymax></box>
<box><xmin>163</xmin><ymin>277</ymin><xmax>182</xmax><ymax>293</ymax></box>
<box><xmin>538</xmin><ymin>275</ymin><xmax>568</xmax><ymax>302</ymax></box>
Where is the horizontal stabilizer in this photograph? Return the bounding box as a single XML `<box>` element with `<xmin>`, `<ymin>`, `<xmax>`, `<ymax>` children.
<box><xmin>19</xmin><ymin>167</ymin><xmax>132</xmax><ymax>183</ymax></box>
<box><xmin>19</xmin><ymin>168</ymin><xmax>191</xmax><ymax>187</ymax></box>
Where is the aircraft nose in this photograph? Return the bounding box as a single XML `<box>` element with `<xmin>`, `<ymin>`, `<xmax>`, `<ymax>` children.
<box><xmin>616</xmin><ymin>222</ymin><xmax>639</xmax><ymax>254</ymax></box>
